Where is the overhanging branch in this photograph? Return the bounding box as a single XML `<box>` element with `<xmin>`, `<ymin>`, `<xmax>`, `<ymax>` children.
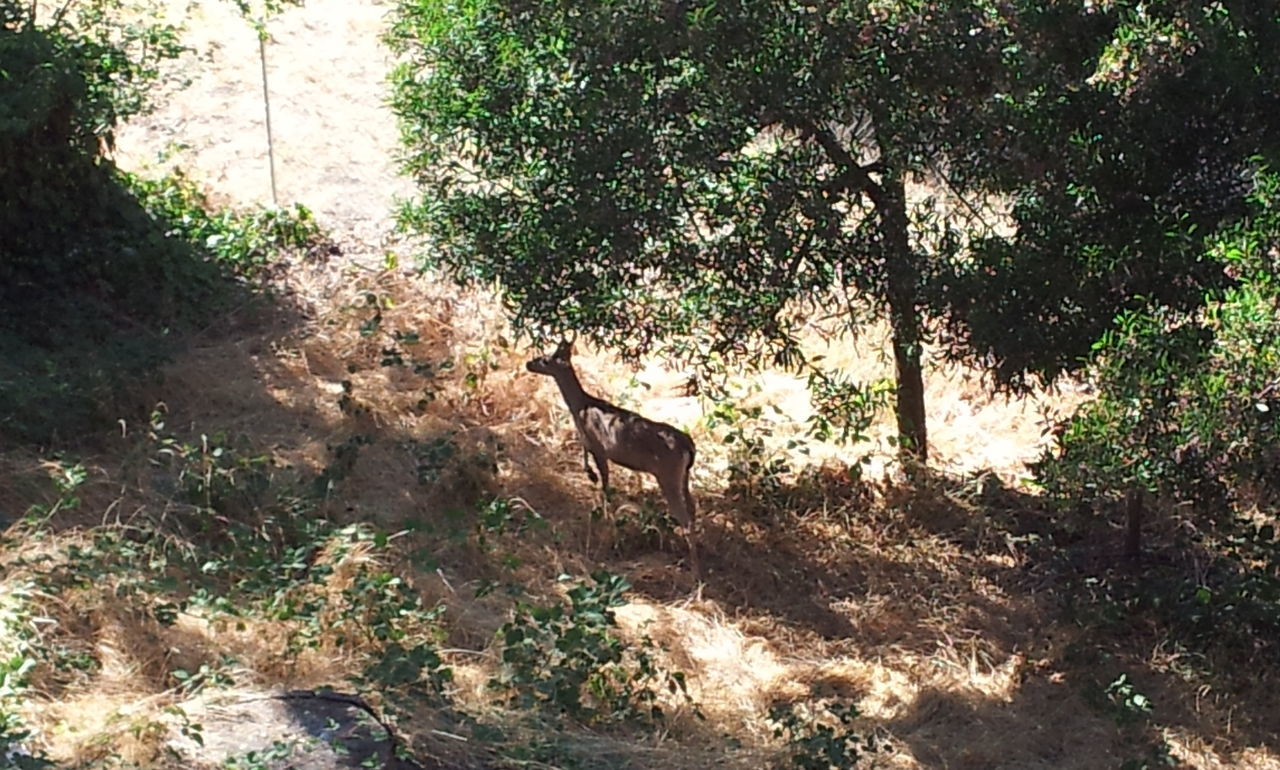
<box><xmin>799</xmin><ymin>118</ymin><xmax>887</xmax><ymax>210</ymax></box>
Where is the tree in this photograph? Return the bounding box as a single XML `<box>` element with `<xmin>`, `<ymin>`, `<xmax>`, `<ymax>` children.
<box><xmin>387</xmin><ymin>0</ymin><xmax>1022</xmax><ymax>463</ymax></box>
<box><xmin>1043</xmin><ymin>166</ymin><xmax>1280</xmax><ymax>509</ymax></box>
<box><xmin>936</xmin><ymin>0</ymin><xmax>1280</xmax><ymax>388</ymax></box>
<box><xmin>931</xmin><ymin>0</ymin><xmax>1280</xmax><ymax>557</ymax></box>
<box><xmin>387</xmin><ymin>0</ymin><xmax>1280</xmax><ymax>468</ymax></box>
<box><xmin>1035</xmin><ymin>170</ymin><xmax>1280</xmax><ymax>644</ymax></box>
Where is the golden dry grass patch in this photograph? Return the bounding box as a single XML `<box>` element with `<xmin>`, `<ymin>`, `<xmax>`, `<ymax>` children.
<box><xmin>615</xmin><ymin>599</ymin><xmax>792</xmax><ymax>720</ymax></box>
<box><xmin>5</xmin><ymin>260</ymin><xmax>1277</xmax><ymax>768</ymax></box>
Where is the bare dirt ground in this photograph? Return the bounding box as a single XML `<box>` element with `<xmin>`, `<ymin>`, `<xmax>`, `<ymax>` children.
<box><xmin>115</xmin><ymin>0</ymin><xmax>414</xmax><ymax>258</ymax></box>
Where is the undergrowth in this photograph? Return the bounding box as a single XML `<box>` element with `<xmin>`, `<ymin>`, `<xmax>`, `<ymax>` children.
<box><xmin>2</xmin><ymin>2</ymin><xmax>329</xmax><ymax>445</ymax></box>
<box><xmin>492</xmin><ymin>571</ymin><xmax>695</xmax><ymax>725</ymax></box>
<box><xmin>0</xmin><ymin>167</ymin><xmax>325</xmax><ymax>446</ymax></box>
<box><xmin>0</xmin><ymin>407</ymin><xmax>703</xmax><ymax>766</ymax></box>
<box><xmin>768</xmin><ymin>701</ymin><xmax>882</xmax><ymax>770</ymax></box>
<box><xmin>0</xmin><ymin>583</ymin><xmax>52</xmax><ymax>769</ymax></box>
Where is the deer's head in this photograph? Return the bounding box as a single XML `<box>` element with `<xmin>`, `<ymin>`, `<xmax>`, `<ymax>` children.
<box><xmin>526</xmin><ymin>340</ymin><xmax>574</xmax><ymax>375</ymax></box>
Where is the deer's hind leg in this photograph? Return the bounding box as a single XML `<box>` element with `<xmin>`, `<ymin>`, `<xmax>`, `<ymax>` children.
<box><xmin>659</xmin><ymin>467</ymin><xmax>700</xmax><ymax>578</ymax></box>
<box><xmin>589</xmin><ymin>449</ymin><xmax>610</xmax><ymax>492</ymax></box>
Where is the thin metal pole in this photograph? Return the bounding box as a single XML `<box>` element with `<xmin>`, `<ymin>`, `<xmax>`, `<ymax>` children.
<box><xmin>258</xmin><ymin>31</ymin><xmax>279</xmax><ymax>206</ymax></box>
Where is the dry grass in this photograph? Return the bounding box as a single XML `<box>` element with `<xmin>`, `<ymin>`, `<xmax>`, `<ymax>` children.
<box><xmin>3</xmin><ymin>262</ymin><xmax>1278</xmax><ymax>769</ymax></box>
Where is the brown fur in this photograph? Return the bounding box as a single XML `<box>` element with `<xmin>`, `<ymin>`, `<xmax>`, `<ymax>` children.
<box><xmin>527</xmin><ymin>342</ymin><xmax>699</xmax><ymax>575</ymax></box>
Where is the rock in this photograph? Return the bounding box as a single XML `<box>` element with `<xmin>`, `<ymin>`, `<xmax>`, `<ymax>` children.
<box><xmin>167</xmin><ymin>689</ymin><xmax>427</xmax><ymax>770</ymax></box>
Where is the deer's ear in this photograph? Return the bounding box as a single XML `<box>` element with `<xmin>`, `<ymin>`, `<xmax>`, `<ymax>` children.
<box><xmin>554</xmin><ymin>340</ymin><xmax>574</xmax><ymax>360</ymax></box>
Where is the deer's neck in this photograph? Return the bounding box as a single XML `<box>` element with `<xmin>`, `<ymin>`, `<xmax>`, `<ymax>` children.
<box><xmin>550</xmin><ymin>367</ymin><xmax>592</xmax><ymax>414</ymax></box>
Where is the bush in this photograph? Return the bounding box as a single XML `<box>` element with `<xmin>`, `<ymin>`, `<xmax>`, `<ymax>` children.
<box><xmin>0</xmin><ymin>4</ymin><xmax>324</xmax><ymax>445</ymax></box>
<box><xmin>1036</xmin><ymin>166</ymin><xmax>1280</xmax><ymax>643</ymax></box>
<box><xmin>1038</xmin><ymin>169</ymin><xmax>1280</xmax><ymax>509</ymax></box>
<box><xmin>490</xmin><ymin>572</ymin><xmax>692</xmax><ymax>726</ymax></box>
<box><xmin>0</xmin><ymin>583</ymin><xmax>54</xmax><ymax>769</ymax></box>
<box><xmin>1</xmin><ymin>2</ymin><xmax>185</xmax><ymax>312</ymax></box>
<box><xmin>0</xmin><ymin>168</ymin><xmax>323</xmax><ymax>444</ymax></box>
<box><xmin>768</xmin><ymin>701</ymin><xmax>880</xmax><ymax>769</ymax></box>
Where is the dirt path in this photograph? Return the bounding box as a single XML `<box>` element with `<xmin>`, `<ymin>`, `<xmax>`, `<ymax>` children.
<box><xmin>114</xmin><ymin>0</ymin><xmax>413</xmax><ymax>255</ymax></box>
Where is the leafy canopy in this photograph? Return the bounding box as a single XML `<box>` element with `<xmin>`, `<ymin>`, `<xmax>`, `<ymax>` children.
<box><xmin>940</xmin><ymin>0</ymin><xmax>1280</xmax><ymax>387</ymax></box>
<box><xmin>1038</xmin><ymin>167</ymin><xmax>1280</xmax><ymax>513</ymax></box>
<box><xmin>388</xmin><ymin>0</ymin><xmax>1014</xmax><ymax>367</ymax></box>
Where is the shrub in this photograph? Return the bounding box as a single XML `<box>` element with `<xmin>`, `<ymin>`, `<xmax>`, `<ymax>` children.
<box><xmin>1036</xmin><ymin>166</ymin><xmax>1280</xmax><ymax>643</ymax></box>
<box><xmin>490</xmin><ymin>572</ymin><xmax>693</xmax><ymax>726</ymax></box>
<box><xmin>0</xmin><ymin>5</ymin><xmax>324</xmax><ymax>445</ymax></box>
<box><xmin>0</xmin><ymin>583</ymin><xmax>54</xmax><ymax>769</ymax></box>
<box><xmin>1039</xmin><ymin>169</ymin><xmax>1280</xmax><ymax>512</ymax></box>
<box><xmin>768</xmin><ymin>701</ymin><xmax>880</xmax><ymax>769</ymax></box>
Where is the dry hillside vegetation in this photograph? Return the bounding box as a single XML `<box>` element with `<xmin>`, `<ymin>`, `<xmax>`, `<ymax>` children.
<box><xmin>3</xmin><ymin>262</ymin><xmax>1278</xmax><ymax>769</ymax></box>
<box><xmin>2</xmin><ymin>1</ymin><xmax>1278</xmax><ymax>768</ymax></box>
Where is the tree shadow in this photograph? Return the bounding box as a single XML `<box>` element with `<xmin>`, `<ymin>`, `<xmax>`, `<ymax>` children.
<box><xmin>0</xmin><ymin>161</ymin><xmax>267</xmax><ymax>447</ymax></box>
<box><xmin>881</xmin><ymin>679</ymin><xmax>1146</xmax><ymax>769</ymax></box>
<box><xmin>670</xmin><ymin>466</ymin><xmax>1280</xmax><ymax>766</ymax></box>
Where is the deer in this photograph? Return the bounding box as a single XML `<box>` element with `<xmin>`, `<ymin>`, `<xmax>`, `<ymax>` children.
<box><xmin>526</xmin><ymin>341</ymin><xmax>700</xmax><ymax>576</ymax></box>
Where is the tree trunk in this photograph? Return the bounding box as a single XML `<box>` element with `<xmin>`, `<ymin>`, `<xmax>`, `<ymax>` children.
<box><xmin>881</xmin><ymin>175</ymin><xmax>929</xmax><ymax>464</ymax></box>
<box><xmin>1124</xmin><ymin>487</ymin><xmax>1143</xmax><ymax>560</ymax></box>
<box><xmin>803</xmin><ymin>124</ymin><xmax>929</xmax><ymax>464</ymax></box>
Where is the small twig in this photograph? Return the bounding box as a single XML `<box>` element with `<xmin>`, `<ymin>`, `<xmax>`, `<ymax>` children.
<box><xmin>430</xmin><ymin>728</ymin><xmax>468</xmax><ymax>742</ymax></box>
<box><xmin>927</xmin><ymin>158</ymin><xmax>996</xmax><ymax>234</ymax></box>
<box><xmin>436</xmin><ymin>567</ymin><xmax>455</xmax><ymax>593</ymax></box>
<box><xmin>259</xmin><ymin>29</ymin><xmax>279</xmax><ymax>206</ymax></box>
<box><xmin>49</xmin><ymin>0</ymin><xmax>78</xmax><ymax>29</ymax></box>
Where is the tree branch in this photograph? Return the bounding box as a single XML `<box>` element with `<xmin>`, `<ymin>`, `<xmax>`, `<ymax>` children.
<box><xmin>799</xmin><ymin>118</ymin><xmax>887</xmax><ymax>209</ymax></box>
<box><xmin>927</xmin><ymin>158</ymin><xmax>997</xmax><ymax>234</ymax></box>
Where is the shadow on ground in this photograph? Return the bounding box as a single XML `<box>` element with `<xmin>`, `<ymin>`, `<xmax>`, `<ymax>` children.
<box><xmin>5</xmin><ymin>261</ymin><xmax>1279</xmax><ymax>768</ymax></box>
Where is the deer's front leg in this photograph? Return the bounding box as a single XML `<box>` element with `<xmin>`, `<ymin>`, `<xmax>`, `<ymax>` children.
<box><xmin>582</xmin><ymin>446</ymin><xmax>598</xmax><ymax>483</ymax></box>
<box><xmin>590</xmin><ymin>451</ymin><xmax>610</xmax><ymax>493</ymax></box>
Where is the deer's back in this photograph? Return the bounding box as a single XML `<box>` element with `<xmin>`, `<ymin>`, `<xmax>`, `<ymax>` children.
<box><xmin>578</xmin><ymin>399</ymin><xmax>693</xmax><ymax>472</ymax></box>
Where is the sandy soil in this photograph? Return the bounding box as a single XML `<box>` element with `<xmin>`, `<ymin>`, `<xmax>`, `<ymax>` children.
<box><xmin>114</xmin><ymin>0</ymin><xmax>413</xmax><ymax>255</ymax></box>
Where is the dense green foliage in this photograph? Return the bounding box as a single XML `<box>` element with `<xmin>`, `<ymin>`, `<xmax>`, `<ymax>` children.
<box><xmin>492</xmin><ymin>571</ymin><xmax>691</xmax><ymax>725</ymax></box>
<box><xmin>940</xmin><ymin>1</ymin><xmax>1280</xmax><ymax>388</ymax></box>
<box><xmin>0</xmin><ymin>167</ymin><xmax>321</xmax><ymax>444</ymax></box>
<box><xmin>1</xmin><ymin>3</ymin><xmax>187</xmax><ymax>321</ymax></box>
<box><xmin>0</xmin><ymin>3</ymin><xmax>321</xmax><ymax>444</ymax></box>
<box><xmin>387</xmin><ymin>0</ymin><xmax>992</xmax><ymax>347</ymax></box>
<box><xmin>387</xmin><ymin>0</ymin><xmax>1279</xmax><ymax>463</ymax></box>
<box><xmin>1039</xmin><ymin>165</ymin><xmax>1280</xmax><ymax>509</ymax></box>
<box><xmin>1036</xmin><ymin>169</ymin><xmax>1280</xmax><ymax>639</ymax></box>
